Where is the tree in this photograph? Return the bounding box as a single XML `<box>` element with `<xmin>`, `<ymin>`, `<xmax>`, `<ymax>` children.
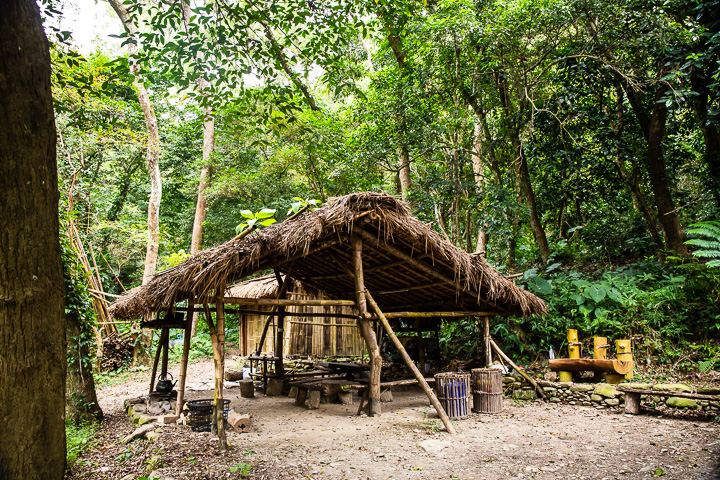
<box><xmin>0</xmin><ymin>1</ymin><xmax>67</xmax><ymax>479</ymax></box>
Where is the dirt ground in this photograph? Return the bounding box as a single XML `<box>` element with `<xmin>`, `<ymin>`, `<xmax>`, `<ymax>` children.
<box><xmin>67</xmin><ymin>359</ymin><xmax>720</xmax><ymax>480</ymax></box>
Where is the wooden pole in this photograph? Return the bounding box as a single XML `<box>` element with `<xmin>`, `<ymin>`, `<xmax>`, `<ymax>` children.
<box><xmin>204</xmin><ymin>301</ymin><xmax>227</xmax><ymax>448</ymax></box>
<box><xmin>616</xmin><ymin>339</ymin><xmax>634</xmax><ymax>380</ymax></box>
<box><xmin>489</xmin><ymin>338</ymin><xmax>546</xmax><ymax>400</ymax></box>
<box><xmin>160</xmin><ymin>327</ymin><xmax>170</xmax><ymax>378</ymax></box>
<box><xmin>593</xmin><ymin>337</ymin><xmax>608</xmax><ymax>360</ymax></box>
<box><xmin>365</xmin><ymin>289</ymin><xmax>456</xmax><ymax>434</ymax></box>
<box><xmin>484</xmin><ymin>317</ymin><xmax>491</xmax><ymax>367</ymax></box>
<box><xmin>255</xmin><ymin>262</ymin><xmax>295</xmax><ymax>353</ymax></box>
<box><xmin>416</xmin><ymin>319</ymin><xmax>425</xmax><ymax>374</ymax></box>
<box><xmin>226</xmin><ymin>297</ymin><xmax>356</xmax><ymax>307</ymax></box>
<box><xmin>148</xmin><ymin>328</ymin><xmax>164</xmax><ymax>395</ymax></box>
<box><xmin>274</xmin><ymin>268</ymin><xmax>286</xmax><ymax>378</ymax></box>
<box><xmin>176</xmin><ymin>314</ymin><xmax>193</xmax><ymax>416</ymax></box>
<box><xmin>567</xmin><ymin>329</ymin><xmax>580</xmax><ymax>358</ymax></box>
<box><xmin>351</xmin><ymin>235</ymin><xmax>383</xmax><ymax>416</ymax></box>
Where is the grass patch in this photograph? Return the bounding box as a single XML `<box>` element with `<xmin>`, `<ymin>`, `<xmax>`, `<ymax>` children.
<box><xmin>66</xmin><ymin>420</ymin><xmax>99</xmax><ymax>468</ymax></box>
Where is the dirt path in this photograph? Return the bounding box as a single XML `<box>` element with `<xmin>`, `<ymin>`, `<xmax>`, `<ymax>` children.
<box><xmin>68</xmin><ymin>359</ymin><xmax>720</xmax><ymax>480</ymax></box>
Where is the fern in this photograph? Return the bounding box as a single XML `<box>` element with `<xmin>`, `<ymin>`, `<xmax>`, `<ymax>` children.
<box><xmin>685</xmin><ymin>221</ymin><xmax>720</xmax><ymax>267</ymax></box>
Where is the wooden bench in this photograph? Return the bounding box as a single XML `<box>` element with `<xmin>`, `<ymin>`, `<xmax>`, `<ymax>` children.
<box><xmin>617</xmin><ymin>386</ymin><xmax>720</xmax><ymax>414</ymax></box>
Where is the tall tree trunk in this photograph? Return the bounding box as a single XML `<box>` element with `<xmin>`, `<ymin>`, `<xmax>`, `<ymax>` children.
<box><xmin>66</xmin><ymin>315</ymin><xmax>103</xmax><ymax>424</ymax></box>
<box><xmin>398</xmin><ymin>143</ymin><xmax>412</xmax><ymax>199</ymax></box>
<box><xmin>511</xmin><ymin>134</ymin><xmax>551</xmax><ymax>264</ymax></box>
<box><xmin>471</xmin><ymin>122</ymin><xmax>489</xmax><ymax>255</ymax></box>
<box><xmin>0</xmin><ymin>1</ymin><xmax>67</xmax><ymax>478</ymax></box>
<box><xmin>645</xmin><ymin>84</ymin><xmax>689</xmax><ymax>256</ymax></box>
<box><xmin>690</xmin><ymin>69</ymin><xmax>720</xmax><ymax>205</ymax></box>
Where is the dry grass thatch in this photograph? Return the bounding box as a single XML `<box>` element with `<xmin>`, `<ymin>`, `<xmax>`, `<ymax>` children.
<box><xmin>225</xmin><ymin>275</ymin><xmax>285</xmax><ymax>299</ymax></box>
<box><xmin>109</xmin><ymin>192</ymin><xmax>547</xmax><ymax>319</ymax></box>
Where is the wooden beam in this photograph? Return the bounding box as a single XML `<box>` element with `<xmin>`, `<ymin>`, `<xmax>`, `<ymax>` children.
<box><xmin>175</xmin><ymin>309</ymin><xmax>193</xmax><ymax>416</ymax></box>
<box><xmin>255</xmin><ymin>261</ymin><xmax>296</xmax><ymax>354</ymax></box>
<box><xmin>365</xmin><ymin>289</ymin><xmax>456</xmax><ymax>434</ymax></box>
<box><xmin>273</xmin><ymin>267</ymin><xmax>286</xmax><ymax>377</ymax></box>
<box><xmin>224</xmin><ymin>297</ymin><xmax>357</xmax><ymax>307</ymax></box>
<box><xmin>288</xmin><ymin>321</ymin><xmax>356</xmax><ymax>327</ymax></box>
<box><xmin>353</xmin><ymin>227</ymin><xmax>508</xmax><ymax>314</ymax></box>
<box><xmin>373</xmin><ymin>311</ymin><xmax>496</xmax><ymax>319</ymax></box>
<box><xmin>351</xmin><ymin>234</ymin><xmax>382</xmax><ymax>416</ymax></box>
<box><xmin>490</xmin><ymin>338</ymin><xmax>546</xmax><ymax>400</ymax></box>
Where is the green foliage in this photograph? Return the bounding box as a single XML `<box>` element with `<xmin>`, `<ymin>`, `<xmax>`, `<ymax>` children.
<box><xmin>229</xmin><ymin>461</ymin><xmax>253</xmax><ymax>476</ymax></box>
<box><xmin>65</xmin><ymin>420</ymin><xmax>99</xmax><ymax>468</ymax></box>
<box><xmin>686</xmin><ymin>221</ymin><xmax>720</xmax><ymax>267</ymax></box>
<box><xmin>235</xmin><ymin>208</ymin><xmax>277</xmax><ymax>235</ymax></box>
<box><xmin>287</xmin><ymin>197</ymin><xmax>321</xmax><ymax>215</ymax></box>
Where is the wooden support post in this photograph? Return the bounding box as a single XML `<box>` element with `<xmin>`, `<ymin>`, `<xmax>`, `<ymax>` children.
<box><xmin>489</xmin><ymin>338</ymin><xmax>546</xmax><ymax>400</ymax></box>
<box><xmin>365</xmin><ymin>289</ymin><xmax>456</xmax><ymax>434</ymax></box>
<box><xmin>624</xmin><ymin>391</ymin><xmax>641</xmax><ymax>414</ymax></box>
<box><xmin>567</xmin><ymin>329</ymin><xmax>580</xmax><ymax>358</ymax></box>
<box><xmin>616</xmin><ymin>339</ymin><xmax>634</xmax><ymax>380</ymax></box>
<box><xmin>255</xmin><ymin>262</ymin><xmax>296</xmax><ymax>353</ymax></box>
<box><xmin>176</xmin><ymin>315</ymin><xmax>192</xmax><ymax>416</ymax></box>
<box><xmin>273</xmin><ymin>268</ymin><xmax>286</xmax><ymax>378</ymax></box>
<box><xmin>351</xmin><ymin>234</ymin><xmax>382</xmax><ymax>416</ymax></box>
<box><xmin>204</xmin><ymin>302</ymin><xmax>227</xmax><ymax>449</ymax></box>
<box><xmin>149</xmin><ymin>328</ymin><xmax>166</xmax><ymax>395</ymax></box>
<box><xmin>415</xmin><ymin>319</ymin><xmax>425</xmax><ymax>374</ymax></box>
<box><xmin>160</xmin><ymin>327</ymin><xmax>170</xmax><ymax>378</ymax></box>
<box><xmin>593</xmin><ymin>337</ymin><xmax>608</xmax><ymax>360</ymax></box>
<box><xmin>484</xmin><ymin>317</ymin><xmax>491</xmax><ymax>367</ymax></box>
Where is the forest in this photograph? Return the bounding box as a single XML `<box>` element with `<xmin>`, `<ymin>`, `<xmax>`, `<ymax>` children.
<box><xmin>51</xmin><ymin>0</ymin><xmax>720</xmax><ymax>372</ymax></box>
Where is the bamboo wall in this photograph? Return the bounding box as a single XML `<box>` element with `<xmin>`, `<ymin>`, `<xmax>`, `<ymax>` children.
<box><xmin>241</xmin><ymin>290</ymin><xmax>365</xmax><ymax>357</ymax></box>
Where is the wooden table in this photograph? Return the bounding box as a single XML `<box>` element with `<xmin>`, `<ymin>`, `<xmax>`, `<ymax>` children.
<box><xmin>617</xmin><ymin>386</ymin><xmax>720</xmax><ymax>414</ymax></box>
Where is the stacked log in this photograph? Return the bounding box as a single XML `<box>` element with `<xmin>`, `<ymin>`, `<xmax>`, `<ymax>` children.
<box><xmin>101</xmin><ymin>333</ymin><xmax>133</xmax><ymax>371</ymax></box>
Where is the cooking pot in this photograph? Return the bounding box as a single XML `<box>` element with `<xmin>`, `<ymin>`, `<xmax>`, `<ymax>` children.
<box><xmin>155</xmin><ymin>373</ymin><xmax>177</xmax><ymax>394</ymax></box>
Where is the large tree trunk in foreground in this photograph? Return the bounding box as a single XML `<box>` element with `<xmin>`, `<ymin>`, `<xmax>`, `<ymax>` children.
<box><xmin>66</xmin><ymin>315</ymin><xmax>103</xmax><ymax>424</ymax></box>
<box><xmin>109</xmin><ymin>0</ymin><xmax>162</xmax><ymax>360</ymax></box>
<box><xmin>0</xmin><ymin>1</ymin><xmax>67</xmax><ymax>478</ymax></box>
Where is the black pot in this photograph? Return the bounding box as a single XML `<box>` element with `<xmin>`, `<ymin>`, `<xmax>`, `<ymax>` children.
<box><xmin>156</xmin><ymin>373</ymin><xmax>177</xmax><ymax>394</ymax></box>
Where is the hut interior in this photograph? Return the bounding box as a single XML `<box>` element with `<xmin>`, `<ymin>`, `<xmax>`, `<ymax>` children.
<box><xmin>109</xmin><ymin>192</ymin><xmax>547</xmax><ymax>441</ymax></box>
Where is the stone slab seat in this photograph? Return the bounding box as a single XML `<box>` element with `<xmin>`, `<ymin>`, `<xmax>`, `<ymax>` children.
<box><xmin>617</xmin><ymin>386</ymin><xmax>720</xmax><ymax>414</ymax></box>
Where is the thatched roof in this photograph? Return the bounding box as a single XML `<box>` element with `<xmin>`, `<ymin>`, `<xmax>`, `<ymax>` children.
<box><xmin>109</xmin><ymin>192</ymin><xmax>546</xmax><ymax>319</ymax></box>
<box><xmin>225</xmin><ymin>275</ymin><xmax>285</xmax><ymax>299</ymax></box>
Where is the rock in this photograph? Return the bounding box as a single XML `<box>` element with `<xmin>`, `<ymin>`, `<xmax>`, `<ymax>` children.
<box><xmin>137</xmin><ymin>415</ymin><xmax>157</xmax><ymax>426</ymax></box>
<box><xmin>288</xmin><ymin>386</ymin><xmax>298</xmax><ymax>398</ymax></box>
<box><xmin>591</xmin><ymin>394</ymin><xmax>602</xmax><ymax>402</ymax></box>
<box><xmin>513</xmin><ymin>389</ymin><xmax>537</xmax><ymax>401</ymax></box>
<box><xmin>593</xmin><ymin>384</ymin><xmax>620</xmax><ymax>398</ymax></box>
<box><xmin>148</xmin><ymin>469</ymin><xmax>178</xmax><ymax>480</ymax></box>
<box><xmin>653</xmin><ymin>383</ymin><xmax>692</xmax><ymax>393</ymax></box>
<box><xmin>543</xmin><ymin>372</ymin><xmax>558</xmax><ymax>382</ymax></box>
<box><xmin>543</xmin><ymin>387</ymin><xmax>557</xmax><ymax>392</ymax></box>
<box><xmin>550</xmin><ymin>397</ymin><xmax>561</xmax><ymax>403</ymax></box>
<box><xmin>122</xmin><ymin>424</ymin><xmax>156</xmax><ymax>444</ymax></box>
<box><xmin>133</xmin><ymin>404</ymin><xmax>148</xmax><ymax>414</ymax></box>
<box><xmin>266</xmin><ymin>378</ymin><xmax>284</xmax><ymax>396</ymax></box>
<box><xmin>120</xmin><ymin>475</ymin><xmax>135</xmax><ymax>480</ymax></box>
<box><xmin>620</xmin><ymin>383</ymin><xmax>652</xmax><ymax>390</ymax></box>
<box><xmin>512</xmin><ymin>382</ymin><xmax>522</xmax><ymax>388</ymax></box>
<box><xmin>604</xmin><ymin>398</ymin><xmax>620</xmax><ymax>406</ymax></box>
<box><xmin>502</xmin><ymin>376</ymin><xmax>514</xmax><ymax>385</ymax></box>
<box><xmin>338</xmin><ymin>391</ymin><xmax>353</xmax><ymax>405</ymax></box>
<box><xmin>570</xmin><ymin>385</ymin><xmax>593</xmax><ymax>392</ymax></box>
<box><xmin>666</xmin><ymin>397</ymin><xmax>698</xmax><ymax>409</ymax></box>
<box><xmin>161</xmin><ymin>401</ymin><xmax>172</xmax><ymax>411</ymax></box>
<box><xmin>227</xmin><ymin>412</ymin><xmax>252</xmax><ymax>433</ymax></box>
<box><xmin>146</xmin><ymin>431</ymin><xmax>161</xmax><ymax>443</ymax></box>
<box><xmin>698</xmin><ymin>387</ymin><xmax>720</xmax><ymax>395</ymax></box>
<box><xmin>124</xmin><ymin>397</ymin><xmax>145</xmax><ymax>410</ymax></box>
<box><xmin>158</xmin><ymin>415</ymin><xmax>178</xmax><ymax>425</ymax></box>
<box><xmin>147</xmin><ymin>403</ymin><xmax>166</xmax><ymax>416</ymax></box>
<box><xmin>418</xmin><ymin>439</ymin><xmax>451</xmax><ymax>455</ymax></box>
<box><xmin>307</xmin><ymin>390</ymin><xmax>321</xmax><ymax>409</ymax></box>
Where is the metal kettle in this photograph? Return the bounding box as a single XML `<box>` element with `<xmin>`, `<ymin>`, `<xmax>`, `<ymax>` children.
<box><xmin>155</xmin><ymin>373</ymin><xmax>177</xmax><ymax>394</ymax></box>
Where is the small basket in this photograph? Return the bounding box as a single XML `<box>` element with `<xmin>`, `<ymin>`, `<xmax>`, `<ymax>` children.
<box><xmin>434</xmin><ymin>372</ymin><xmax>471</xmax><ymax>419</ymax></box>
<box><xmin>187</xmin><ymin>399</ymin><xmax>230</xmax><ymax>432</ymax></box>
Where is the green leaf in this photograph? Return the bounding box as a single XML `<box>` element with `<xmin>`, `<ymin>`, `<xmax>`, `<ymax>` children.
<box><xmin>260</xmin><ymin>218</ymin><xmax>276</xmax><ymax>227</ymax></box>
<box><xmin>588</xmin><ymin>286</ymin><xmax>606</xmax><ymax>303</ymax></box>
<box><xmin>255</xmin><ymin>208</ymin><xmax>276</xmax><ymax>219</ymax></box>
<box><xmin>529</xmin><ymin>277</ymin><xmax>552</xmax><ymax>294</ymax></box>
<box><xmin>607</xmin><ymin>288</ymin><xmax>623</xmax><ymax>303</ymax></box>
<box><xmin>653</xmin><ymin>467</ymin><xmax>666</xmax><ymax>476</ymax></box>
<box><xmin>240</xmin><ymin>210</ymin><xmax>254</xmax><ymax>219</ymax></box>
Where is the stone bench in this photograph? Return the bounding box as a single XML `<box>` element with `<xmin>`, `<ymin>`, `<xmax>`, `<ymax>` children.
<box><xmin>617</xmin><ymin>386</ymin><xmax>720</xmax><ymax>414</ymax></box>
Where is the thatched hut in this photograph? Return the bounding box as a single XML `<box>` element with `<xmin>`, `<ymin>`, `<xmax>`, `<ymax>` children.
<box><xmin>226</xmin><ymin>275</ymin><xmax>364</xmax><ymax>357</ymax></box>
<box><xmin>109</xmin><ymin>192</ymin><xmax>546</xmax><ymax>438</ymax></box>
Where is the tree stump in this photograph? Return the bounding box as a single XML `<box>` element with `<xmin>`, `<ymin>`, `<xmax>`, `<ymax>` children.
<box><xmin>307</xmin><ymin>390</ymin><xmax>321</xmax><ymax>409</ymax></box>
<box><xmin>288</xmin><ymin>386</ymin><xmax>298</xmax><ymax>398</ymax></box>
<box><xmin>295</xmin><ymin>388</ymin><xmax>307</xmax><ymax>406</ymax></box>
<box><xmin>224</xmin><ymin>370</ymin><xmax>244</xmax><ymax>381</ymax></box>
<box><xmin>266</xmin><ymin>378</ymin><xmax>284</xmax><ymax>396</ymax></box>
<box><xmin>338</xmin><ymin>391</ymin><xmax>353</xmax><ymax>405</ymax></box>
<box><xmin>239</xmin><ymin>379</ymin><xmax>254</xmax><ymax>398</ymax></box>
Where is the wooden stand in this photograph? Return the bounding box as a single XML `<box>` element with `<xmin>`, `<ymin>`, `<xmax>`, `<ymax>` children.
<box><xmin>239</xmin><ymin>379</ymin><xmax>254</xmax><ymax>398</ymax></box>
<box><xmin>176</xmin><ymin>316</ymin><xmax>192</xmax><ymax>415</ymax></box>
<box><xmin>616</xmin><ymin>339</ymin><xmax>633</xmax><ymax>380</ymax></box>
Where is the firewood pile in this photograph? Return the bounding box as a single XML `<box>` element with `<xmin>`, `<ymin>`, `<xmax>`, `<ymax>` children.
<box><xmin>101</xmin><ymin>332</ymin><xmax>133</xmax><ymax>371</ymax></box>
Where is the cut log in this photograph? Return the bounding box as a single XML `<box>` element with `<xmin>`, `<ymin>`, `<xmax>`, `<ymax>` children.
<box><xmin>239</xmin><ymin>379</ymin><xmax>254</xmax><ymax>398</ymax></box>
<box><xmin>548</xmin><ymin>358</ymin><xmax>633</xmax><ymax>375</ymax></box>
<box><xmin>338</xmin><ymin>391</ymin><xmax>353</xmax><ymax>405</ymax></box>
<box><xmin>307</xmin><ymin>390</ymin><xmax>321</xmax><ymax>409</ymax></box>
<box><xmin>224</xmin><ymin>370</ymin><xmax>244</xmax><ymax>381</ymax></box>
<box><xmin>227</xmin><ymin>412</ymin><xmax>252</xmax><ymax>433</ymax></box>
<box><xmin>625</xmin><ymin>391</ymin><xmax>641</xmax><ymax>414</ymax></box>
